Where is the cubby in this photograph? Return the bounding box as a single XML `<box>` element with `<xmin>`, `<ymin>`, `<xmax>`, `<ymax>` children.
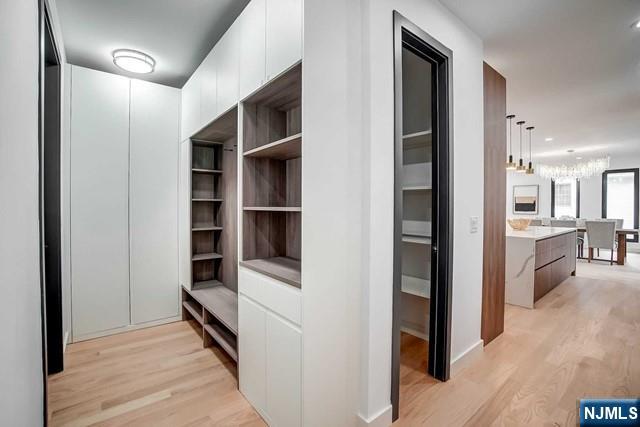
<box><xmin>241</xmin><ymin>63</ymin><xmax>302</xmax><ymax>288</ymax></box>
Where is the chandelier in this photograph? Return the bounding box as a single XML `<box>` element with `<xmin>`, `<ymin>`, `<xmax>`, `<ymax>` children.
<box><xmin>537</xmin><ymin>157</ymin><xmax>610</xmax><ymax>180</ymax></box>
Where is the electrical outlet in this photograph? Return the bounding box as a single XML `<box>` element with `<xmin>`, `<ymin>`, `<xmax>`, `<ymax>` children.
<box><xmin>470</xmin><ymin>216</ymin><xmax>479</xmax><ymax>233</ymax></box>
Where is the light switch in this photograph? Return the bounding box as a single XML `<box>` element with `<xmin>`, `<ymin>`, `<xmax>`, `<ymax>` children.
<box><xmin>470</xmin><ymin>216</ymin><xmax>479</xmax><ymax>233</ymax></box>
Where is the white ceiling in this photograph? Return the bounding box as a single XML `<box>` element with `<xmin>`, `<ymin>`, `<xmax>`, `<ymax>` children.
<box><xmin>441</xmin><ymin>0</ymin><xmax>640</xmax><ymax>162</ymax></box>
<box><xmin>56</xmin><ymin>0</ymin><xmax>250</xmax><ymax>88</ymax></box>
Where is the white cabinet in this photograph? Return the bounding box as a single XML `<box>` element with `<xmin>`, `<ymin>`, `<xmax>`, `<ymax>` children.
<box><xmin>265</xmin><ymin>0</ymin><xmax>302</xmax><ymax>80</ymax></box>
<box><xmin>239</xmin><ymin>295</ymin><xmax>267</xmax><ymax>416</ymax></box>
<box><xmin>181</xmin><ymin>69</ymin><xmax>201</xmax><ymax>140</ymax></box>
<box><xmin>238</xmin><ymin>267</ymin><xmax>302</xmax><ymax>426</ymax></box>
<box><xmin>216</xmin><ymin>22</ymin><xmax>240</xmax><ymax>115</ymax></box>
<box><xmin>178</xmin><ymin>139</ymin><xmax>192</xmax><ymax>289</ymax></box>
<box><xmin>129</xmin><ymin>79</ymin><xmax>180</xmax><ymax>325</ymax></box>
<box><xmin>70</xmin><ymin>66</ymin><xmax>130</xmax><ymax>338</ymax></box>
<box><xmin>266</xmin><ymin>312</ymin><xmax>302</xmax><ymax>427</ymax></box>
<box><xmin>70</xmin><ymin>66</ymin><xmax>180</xmax><ymax>339</ymax></box>
<box><xmin>200</xmin><ymin>51</ymin><xmax>218</xmax><ymax>126</ymax></box>
<box><xmin>239</xmin><ymin>0</ymin><xmax>266</xmax><ymax>100</ymax></box>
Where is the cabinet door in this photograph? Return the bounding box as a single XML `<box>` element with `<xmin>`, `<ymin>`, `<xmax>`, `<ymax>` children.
<box><xmin>70</xmin><ymin>66</ymin><xmax>130</xmax><ymax>338</ymax></box>
<box><xmin>265</xmin><ymin>0</ymin><xmax>302</xmax><ymax>81</ymax></box>
<box><xmin>130</xmin><ymin>80</ymin><xmax>180</xmax><ymax>324</ymax></box>
<box><xmin>266</xmin><ymin>312</ymin><xmax>302</xmax><ymax>427</ymax></box>
<box><xmin>216</xmin><ymin>23</ymin><xmax>240</xmax><ymax>114</ymax></box>
<box><xmin>179</xmin><ymin>139</ymin><xmax>192</xmax><ymax>289</ymax></box>
<box><xmin>181</xmin><ymin>70</ymin><xmax>201</xmax><ymax>140</ymax></box>
<box><xmin>200</xmin><ymin>50</ymin><xmax>218</xmax><ymax>126</ymax></box>
<box><xmin>239</xmin><ymin>0</ymin><xmax>266</xmax><ymax>100</ymax></box>
<box><xmin>239</xmin><ymin>295</ymin><xmax>267</xmax><ymax>415</ymax></box>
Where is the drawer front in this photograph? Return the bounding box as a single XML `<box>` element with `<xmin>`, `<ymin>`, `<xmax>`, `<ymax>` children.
<box><xmin>239</xmin><ymin>266</ymin><xmax>302</xmax><ymax>326</ymax></box>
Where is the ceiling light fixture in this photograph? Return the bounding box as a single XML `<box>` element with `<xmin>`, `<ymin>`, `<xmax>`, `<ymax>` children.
<box><xmin>633</xmin><ymin>19</ymin><xmax>640</xmax><ymax>29</ymax></box>
<box><xmin>537</xmin><ymin>156</ymin><xmax>610</xmax><ymax>180</ymax></box>
<box><xmin>112</xmin><ymin>49</ymin><xmax>155</xmax><ymax>74</ymax></box>
<box><xmin>526</xmin><ymin>126</ymin><xmax>535</xmax><ymax>174</ymax></box>
<box><xmin>545</xmin><ymin>137</ymin><xmax>553</xmax><ymax>142</ymax></box>
<box><xmin>505</xmin><ymin>115</ymin><xmax>517</xmax><ymax>170</ymax></box>
<box><xmin>516</xmin><ymin>120</ymin><xmax>527</xmax><ymax>173</ymax></box>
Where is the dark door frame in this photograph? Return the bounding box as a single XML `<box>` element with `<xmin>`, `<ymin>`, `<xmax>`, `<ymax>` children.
<box><xmin>39</xmin><ymin>0</ymin><xmax>63</xmax><ymax>422</ymax></box>
<box><xmin>550</xmin><ymin>178</ymin><xmax>581</xmax><ymax>218</ymax></box>
<box><xmin>602</xmin><ymin>168</ymin><xmax>639</xmax><ymax>242</ymax></box>
<box><xmin>391</xmin><ymin>11</ymin><xmax>454</xmax><ymax>421</ymax></box>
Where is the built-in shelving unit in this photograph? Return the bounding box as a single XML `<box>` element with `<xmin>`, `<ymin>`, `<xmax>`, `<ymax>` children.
<box><xmin>183</xmin><ymin>106</ymin><xmax>239</xmax><ymax>363</ymax></box>
<box><xmin>241</xmin><ymin>64</ymin><xmax>302</xmax><ymax>288</ymax></box>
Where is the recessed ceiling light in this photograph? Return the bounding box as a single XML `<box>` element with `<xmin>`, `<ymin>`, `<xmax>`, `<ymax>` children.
<box><xmin>545</xmin><ymin>137</ymin><xmax>553</xmax><ymax>142</ymax></box>
<box><xmin>633</xmin><ymin>19</ymin><xmax>640</xmax><ymax>29</ymax></box>
<box><xmin>576</xmin><ymin>156</ymin><xmax>582</xmax><ymax>160</ymax></box>
<box><xmin>567</xmin><ymin>149</ymin><xmax>575</xmax><ymax>153</ymax></box>
<box><xmin>112</xmin><ymin>49</ymin><xmax>155</xmax><ymax>74</ymax></box>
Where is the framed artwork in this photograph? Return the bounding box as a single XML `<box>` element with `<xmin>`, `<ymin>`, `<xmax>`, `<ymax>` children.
<box><xmin>513</xmin><ymin>185</ymin><xmax>539</xmax><ymax>214</ymax></box>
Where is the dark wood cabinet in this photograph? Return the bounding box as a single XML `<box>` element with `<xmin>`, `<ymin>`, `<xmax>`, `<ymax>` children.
<box><xmin>533</xmin><ymin>231</ymin><xmax>576</xmax><ymax>304</ymax></box>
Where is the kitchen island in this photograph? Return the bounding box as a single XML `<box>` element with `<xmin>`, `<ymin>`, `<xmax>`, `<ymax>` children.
<box><xmin>505</xmin><ymin>226</ymin><xmax>576</xmax><ymax>308</ymax></box>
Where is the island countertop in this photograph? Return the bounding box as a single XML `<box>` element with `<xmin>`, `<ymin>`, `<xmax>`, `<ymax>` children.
<box><xmin>506</xmin><ymin>226</ymin><xmax>576</xmax><ymax>240</ymax></box>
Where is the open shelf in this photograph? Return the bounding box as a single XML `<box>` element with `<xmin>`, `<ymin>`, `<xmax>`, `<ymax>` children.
<box><xmin>182</xmin><ymin>300</ymin><xmax>203</xmax><ymax>324</ymax></box>
<box><xmin>243</xmin><ymin>133</ymin><xmax>302</xmax><ymax>160</ymax></box>
<box><xmin>193</xmin><ymin>279</ymin><xmax>222</xmax><ymax>290</ymax></box>
<box><xmin>401</xmin><ymin>275</ymin><xmax>430</xmax><ymax>299</ymax></box>
<box><xmin>192</xmin><ymin>168</ymin><xmax>222</xmax><ymax>174</ymax></box>
<box><xmin>192</xmin><ymin>252</ymin><xmax>223</xmax><ymax>261</ymax></box>
<box><xmin>243</xmin><ymin>206</ymin><xmax>301</xmax><ymax>212</ymax></box>
<box><xmin>193</xmin><ymin>198</ymin><xmax>223</xmax><ymax>202</ymax></box>
<box><xmin>402</xmin><ymin>235</ymin><xmax>431</xmax><ymax>245</ymax></box>
<box><xmin>192</xmin><ymin>139</ymin><xmax>224</xmax><ymax>147</ymax></box>
<box><xmin>402</xmin><ymin>130</ymin><xmax>432</xmax><ymax>149</ymax></box>
<box><xmin>189</xmin><ymin>285</ymin><xmax>238</xmax><ymax>334</ymax></box>
<box><xmin>192</xmin><ymin>226</ymin><xmax>222</xmax><ymax>232</ymax></box>
<box><xmin>403</xmin><ymin>185</ymin><xmax>432</xmax><ymax>191</ymax></box>
<box><xmin>403</xmin><ymin>220</ymin><xmax>431</xmax><ymax>238</ymax></box>
<box><xmin>204</xmin><ymin>323</ymin><xmax>238</xmax><ymax>362</ymax></box>
<box><xmin>240</xmin><ymin>257</ymin><xmax>301</xmax><ymax>289</ymax></box>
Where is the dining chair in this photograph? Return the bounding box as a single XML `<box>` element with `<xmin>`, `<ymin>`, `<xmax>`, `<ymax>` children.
<box><xmin>585</xmin><ymin>220</ymin><xmax>617</xmax><ymax>265</ymax></box>
<box><xmin>551</xmin><ymin>219</ymin><xmax>584</xmax><ymax>257</ymax></box>
<box><xmin>529</xmin><ymin>219</ymin><xmax>542</xmax><ymax>226</ymax></box>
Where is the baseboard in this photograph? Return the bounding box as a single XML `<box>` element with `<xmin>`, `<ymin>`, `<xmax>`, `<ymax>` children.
<box><xmin>72</xmin><ymin>315</ymin><xmax>182</xmax><ymax>343</ymax></box>
<box><xmin>400</xmin><ymin>326</ymin><xmax>428</xmax><ymax>341</ymax></box>
<box><xmin>358</xmin><ymin>404</ymin><xmax>393</xmax><ymax>427</ymax></box>
<box><xmin>450</xmin><ymin>339</ymin><xmax>484</xmax><ymax>377</ymax></box>
<box><xmin>62</xmin><ymin>331</ymin><xmax>69</xmax><ymax>353</ymax></box>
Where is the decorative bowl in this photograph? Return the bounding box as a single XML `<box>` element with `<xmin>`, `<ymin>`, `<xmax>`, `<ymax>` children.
<box><xmin>507</xmin><ymin>218</ymin><xmax>531</xmax><ymax>231</ymax></box>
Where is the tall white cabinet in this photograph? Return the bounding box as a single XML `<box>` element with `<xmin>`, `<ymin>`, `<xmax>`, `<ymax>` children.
<box><xmin>70</xmin><ymin>65</ymin><xmax>180</xmax><ymax>340</ymax></box>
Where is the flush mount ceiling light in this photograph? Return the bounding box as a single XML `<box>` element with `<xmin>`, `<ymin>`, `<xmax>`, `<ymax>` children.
<box><xmin>632</xmin><ymin>19</ymin><xmax>640</xmax><ymax>29</ymax></box>
<box><xmin>112</xmin><ymin>49</ymin><xmax>155</xmax><ymax>74</ymax></box>
<box><xmin>545</xmin><ymin>137</ymin><xmax>554</xmax><ymax>142</ymax></box>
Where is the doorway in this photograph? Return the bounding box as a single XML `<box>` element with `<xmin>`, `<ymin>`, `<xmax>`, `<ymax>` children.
<box><xmin>391</xmin><ymin>11</ymin><xmax>453</xmax><ymax>421</ymax></box>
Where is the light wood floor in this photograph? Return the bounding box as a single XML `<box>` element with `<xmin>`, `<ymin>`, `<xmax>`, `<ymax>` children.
<box><xmin>48</xmin><ymin>321</ymin><xmax>265</xmax><ymax>427</ymax></box>
<box><xmin>395</xmin><ymin>252</ymin><xmax>640</xmax><ymax>426</ymax></box>
<box><xmin>49</xmin><ymin>253</ymin><xmax>639</xmax><ymax>426</ymax></box>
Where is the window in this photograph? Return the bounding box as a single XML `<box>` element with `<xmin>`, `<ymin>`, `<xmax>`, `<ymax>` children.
<box><xmin>551</xmin><ymin>178</ymin><xmax>580</xmax><ymax>218</ymax></box>
<box><xmin>602</xmin><ymin>168</ymin><xmax>639</xmax><ymax>242</ymax></box>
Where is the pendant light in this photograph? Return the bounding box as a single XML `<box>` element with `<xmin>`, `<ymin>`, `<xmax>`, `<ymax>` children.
<box><xmin>526</xmin><ymin>126</ymin><xmax>535</xmax><ymax>174</ymax></box>
<box><xmin>516</xmin><ymin>120</ymin><xmax>526</xmax><ymax>173</ymax></box>
<box><xmin>505</xmin><ymin>114</ymin><xmax>517</xmax><ymax>170</ymax></box>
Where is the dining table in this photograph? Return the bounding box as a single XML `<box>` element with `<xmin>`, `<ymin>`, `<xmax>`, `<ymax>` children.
<box><xmin>576</xmin><ymin>227</ymin><xmax>639</xmax><ymax>265</ymax></box>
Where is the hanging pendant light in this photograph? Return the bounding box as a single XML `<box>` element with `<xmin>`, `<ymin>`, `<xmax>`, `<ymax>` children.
<box><xmin>526</xmin><ymin>126</ymin><xmax>535</xmax><ymax>174</ymax></box>
<box><xmin>505</xmin><ymin>114</ymin><xmax>517</xmax><ymax>170</ymax></box>
<box><xmin>516</xmin><ymin>121</ymin><xmax>527</xmax><ymax>172</ymax></box>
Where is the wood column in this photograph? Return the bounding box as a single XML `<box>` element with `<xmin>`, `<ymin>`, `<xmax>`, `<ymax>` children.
<box><xmin>481</xmin><ymin>62</ymin><xmax>506</xmax><ymax>345</ymax></box>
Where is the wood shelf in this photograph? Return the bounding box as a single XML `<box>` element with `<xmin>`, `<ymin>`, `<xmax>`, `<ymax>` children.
<box><xmin>192</xmin><ymin>279</ymin><xmax>222</xmax><ymax>290</ymax></box>
<box><xmin>192</xmin><ymin>139</ymin><xmax>224</xmax><ymax>147</ymax></box>
<box><xmin>189</xmin><ymin>285</ymin><xmax>238</xmax><ymax>334</ymax></box>
<box><xmin>401</xmin><ymin>275</ymin><xmax>430</xmax><ymax>299</ymax></box>
<box><xmin>192</xmin><ymin>198</ymin><xmax>223</xmax><ymax>202</ymax></box>
<box><xmin>192</xmin><ymin>168</ymin><xmax>222</xmax><ymax>174</ymax></box>
<box><xmin>402</xmin><ymin>235</ymin><xmax>431</xmax><ymax>245</ymax></box>
<box><xmin>192</xmin><ymin>226</ymin><xmax>222</xmax><ymax>232</ymax></box>
<box><xmin>192</xmin><ymin>252</ymin><xmax>223</xmax><ymax>261</ymax></box>
<box><xmin>243</xmin><ymin>133</ymin><xmax>302</xmax><ymax>160</ymax></box>
<box><xmin>240</xmin><ymin>257</ymin><xmax>301</xmax><ymax>288</ymax></box>
<box><xmin>243</xmin><ymin>206</ymin><xmax>301</xmax><ymax>212</ymax></box>
<box><xmin>402</xmin><ymin>130</ymin><xmax>432</xmax><ymax>149</ymax></box>
<box><xmin>182</xmin><ymin>300</ymin><xmax>203</xmax><ymax>324</ymax></box>
<box><xmin>204</xmin><ymin>323</ymin><xmax>238</xmax><ymax>362</ymax></box>
<box><xmin>402</xmin><ymin>185</ymin><xmax>432</xmax><ymax>191</ymax></box>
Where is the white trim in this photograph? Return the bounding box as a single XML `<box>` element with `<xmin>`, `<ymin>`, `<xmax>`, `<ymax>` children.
<box><xmin>71</xmin><ymin>315</ymin><xmax>181</xmax><ymax>343</ymax></box>
<box><xmin>62</xmin><ymin>331</ymin><xmax>69</xmax><ymax>353</ymax></box>
<box><xmin>450</xmin><ymin>339</ymin><xmax>484</xmax><ymax>377</ymax></box>
<box><xmin>400</xmin><ymin>326</ymin><xmax>428</xmax><ymax>341</ymax></box>
<box><xmin>357</xmin><ymin>404</ymin><xmax>393</xmax><ymax>427</ymax></box>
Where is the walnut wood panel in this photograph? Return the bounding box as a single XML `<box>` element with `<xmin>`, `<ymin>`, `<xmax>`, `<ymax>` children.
<box><xmin>481</xmin><ymin>62</ymin><xmax>507</xmax><ymax>345</ymax></box>
<box><xmin>220</xmin><ymin>137</ymin><xmax>238</xmax><ymax>291</ymax></box>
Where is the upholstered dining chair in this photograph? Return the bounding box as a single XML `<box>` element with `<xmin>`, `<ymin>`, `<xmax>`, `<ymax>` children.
<box><xmin>550</xmin><ymin>219</ymin><xmax>584</xmax><ymax>257</ymax></box>
<box><xmin>585</xmin><ymin>220</ymin><xmax>617</xmax><ymax>265</ymax></box>
<box><xmin>529</xmin><ymin>219</ymin><xmax>542</xmax><ymax>226</ymax></box>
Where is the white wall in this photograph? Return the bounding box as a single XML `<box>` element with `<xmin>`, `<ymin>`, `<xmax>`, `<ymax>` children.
<box><xmin>358</xmin><ymin>0</ymin><xmax>485</xmax><ymax>423</ymax></box>
<box><xmin>0</xmin><ymin>0</ymin><xmax>45</xmax><ymax>424</ymax></box>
